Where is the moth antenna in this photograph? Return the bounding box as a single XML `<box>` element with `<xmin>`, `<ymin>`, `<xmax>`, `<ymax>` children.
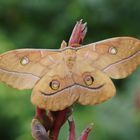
<box><xmin>60</xmin><ymin>40</ymin><xmax>67</xmax><ymax>49</ymax></box>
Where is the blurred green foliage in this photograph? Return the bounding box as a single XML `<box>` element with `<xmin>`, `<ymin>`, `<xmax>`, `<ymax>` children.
<box><xmin>0</xmin><ymin>0</ymin><xmax>140</xmax><ymax>140</ymax></box>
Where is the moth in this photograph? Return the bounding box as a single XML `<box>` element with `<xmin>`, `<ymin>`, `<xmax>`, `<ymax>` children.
<box><xmin>0</xmin><ymin>37</ymin><xmax>140</xmax><ymax>111</ymax></box>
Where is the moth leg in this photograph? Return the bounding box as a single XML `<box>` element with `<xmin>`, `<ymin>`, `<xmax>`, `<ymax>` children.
<box><xmin>31</xmin><ymin>119</ymin><xmax>50</xmax><ymax>140</ymax></box>
<box><xmin>68</xmin><ymin>116</ymin><xmax>76</xmax><ymax>140</ymax></box>
<box><xmin>78</xmin><ymin>124</ymin><xmax>94</xmax><ymax>140</ymax></box>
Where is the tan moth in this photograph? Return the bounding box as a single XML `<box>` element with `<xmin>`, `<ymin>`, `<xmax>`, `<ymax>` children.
<box><xmin>0</xmin><ymin>36</ymin><xmax>140</xmax><ymax>111</ymax></box>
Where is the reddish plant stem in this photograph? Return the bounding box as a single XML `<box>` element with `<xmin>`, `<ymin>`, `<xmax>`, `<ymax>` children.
<box><xmin>68</xmin><ymin>19</ymin><xmax>87</xmax><ymax>47</ymax></box>
<box><xmin>35</xmin><ymin>107</ymin><xmax>53</xmax><ymax>131</ymax></box>
<box><xmin>49</xmin><ymin>108</ymin><xmax>72</xmax><ymax>140</ymax></box>
<box><xmin>68</xmin><ymin>117</ymin><xmax>76</xmax><ymax>140</ymax></box>
<box><xmin>78</xmin><ymin>124</ymin><xmax>93</xmax><ymax>140</ymax></box>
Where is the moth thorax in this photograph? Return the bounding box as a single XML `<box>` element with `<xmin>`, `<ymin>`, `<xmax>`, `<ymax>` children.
<box><xmin>64</xmin><ymin>49</ymin><xmax>77</xmax><ymax>69</ymax></box>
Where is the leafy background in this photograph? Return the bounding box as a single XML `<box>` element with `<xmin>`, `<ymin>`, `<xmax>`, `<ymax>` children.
<box><xmin>0</xmin><ymin>0</ymin><xmax>140</xmax><ymax>140</ymax></box>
